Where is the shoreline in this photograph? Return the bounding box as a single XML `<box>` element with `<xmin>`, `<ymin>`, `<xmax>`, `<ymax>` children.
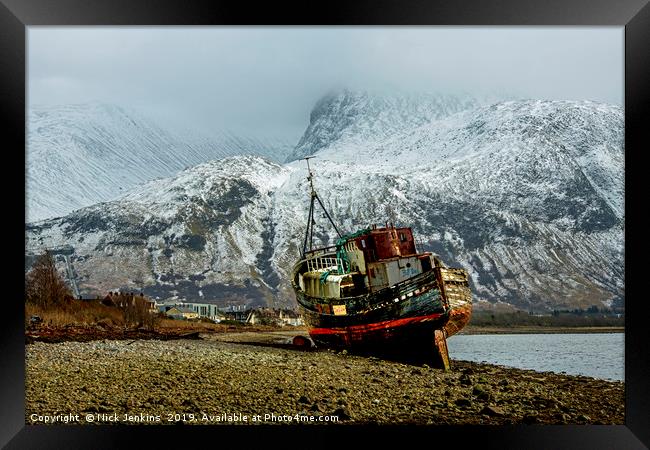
<box><xmin>458</xmin><ymin>326</ymin><xmax>624</xmax><ymax>335</ymax></box>
<box><xmin>24</xmin><ymin>323</ymin><xmax>625</xmax><ymax>345</ymax></box>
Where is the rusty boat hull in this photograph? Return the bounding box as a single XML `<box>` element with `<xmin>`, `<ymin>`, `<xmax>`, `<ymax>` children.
<box><xmin>291</xmin><ymin>250</ymin><xmax>472</xmax><ymax>366</ymax></box>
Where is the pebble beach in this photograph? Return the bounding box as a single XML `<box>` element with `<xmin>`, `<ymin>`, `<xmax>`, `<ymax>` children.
<box><xmin>25</xmin><ymin>331</ymin><xmax>624</xmax><ymax>426</ymax></box>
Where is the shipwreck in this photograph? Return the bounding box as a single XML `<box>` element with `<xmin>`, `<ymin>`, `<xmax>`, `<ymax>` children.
<box><xmin>290</xmin><ymin>158</ymin><xmax>472</xmax><ymax>369</ymax></box>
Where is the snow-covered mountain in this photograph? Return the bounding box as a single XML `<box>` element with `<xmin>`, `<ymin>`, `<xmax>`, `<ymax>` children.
<box><xmin>286</xmin><ymin>89</ymin><xmax>481</xmax><ymax>162</ymax></box>
<box><xmin>27</xmin><ymin>102</ymin><xmax>294</xmax><ymax>222</ymax></box>
<box><xmin>25</xmin><ymin>93</ymin><xmax>624</xmax><ymax>312</ymax></box>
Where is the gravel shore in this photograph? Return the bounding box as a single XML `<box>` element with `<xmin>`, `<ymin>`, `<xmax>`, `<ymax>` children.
<box><xmin>25</xmin><ymin>333</ymin><xmax>624</xmax><ymax>426</ymax></box>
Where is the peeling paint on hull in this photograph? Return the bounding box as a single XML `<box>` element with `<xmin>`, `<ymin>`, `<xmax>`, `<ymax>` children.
<box><xmin>308</xmin><ymin>312</ymin><xmax>448</xmax><ymax>349</ymax></box>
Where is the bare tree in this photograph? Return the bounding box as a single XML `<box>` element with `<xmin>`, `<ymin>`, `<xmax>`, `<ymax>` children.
<box><xmin>25</xmin><ymin>251</ymin><xmax>72</xmax><ymax>308</ymax></box>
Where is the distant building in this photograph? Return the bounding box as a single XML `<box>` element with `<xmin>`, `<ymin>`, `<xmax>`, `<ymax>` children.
<box><xmin>178</xmin><ymin>302</ymin><xmax>226</xmax><ymax>322</ymax></box>
<box><xmin>246</xmin><ymin>308</ymin><xmax>281</xmax><ymax>326</ymax></box>
<box><xmin>246</xmin><ymin>308</ymin><xmax>305</xmax><ymax>327</ymax></box>
<box><xmin>165</xmin><ymin>306</ymin><xmax>199</xmax><ymax>320</ymax></box>
<box><xmin>101</xmin><ymin>292</ymin><xmax>157</xmax><ymax>313</ymax></box>
<box><xmin>279</xmin><ymin>309</ymin><xmax>304</xmax><ymax>327</ymax></box>
<box><xmin>222</xmin><ymin>310</ymin><xmax>250</xmax><ymax>323</ymax></box>
<box><xmin>157</xmin><ymin>304</ymin><xmax>173</xmax><ymax>313</ymax></box>
<box><xmin>155</xmin><ymin>302</ymin><xmax>303</xmax><ymax>325</ymax></box>
<box><xmin>221</xmin><ymin>304</ymin><xmax>247</xmax><ymax>312</ymax></box>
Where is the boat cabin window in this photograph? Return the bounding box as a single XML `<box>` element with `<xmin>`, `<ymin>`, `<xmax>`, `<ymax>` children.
<box><xmin>399</xmin><ymin>232</ymin><xmax>407</xmax><ymax>242</ymax></box>
<box><xmin>361</xmin><ymin>239</ymin><xmax>366</xmax><ymax>248</ymax></box>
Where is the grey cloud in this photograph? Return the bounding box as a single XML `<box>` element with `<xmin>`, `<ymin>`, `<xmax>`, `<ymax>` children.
<box><xmin>28</xmin><ymin>26</ymin><xmax>623</xmax><ymax>142</ymax></box>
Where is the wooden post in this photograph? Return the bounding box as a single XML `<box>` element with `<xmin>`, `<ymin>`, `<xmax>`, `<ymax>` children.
<box><xmin>432</xmin><ymin>329</ymin><xmax>451</xmax><ymax>370</ymax></box>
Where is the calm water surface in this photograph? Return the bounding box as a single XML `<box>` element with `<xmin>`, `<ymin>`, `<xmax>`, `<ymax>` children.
<box><xmin>446</xmin><ymin>333</ymin><xmax>624</xmax><ymax>381</ymax></box>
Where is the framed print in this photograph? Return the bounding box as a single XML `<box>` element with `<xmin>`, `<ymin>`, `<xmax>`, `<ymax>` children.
<box><xmin>2</xmin><ymin>0</ymin><xmax>649</xmax><ymax>448</ymax></box>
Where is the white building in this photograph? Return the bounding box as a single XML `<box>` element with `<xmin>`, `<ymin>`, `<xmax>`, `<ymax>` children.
<box><xmin>177</xmin><ymin>302</ymin><xmax>225</xmax><ymax>322</ymax></box>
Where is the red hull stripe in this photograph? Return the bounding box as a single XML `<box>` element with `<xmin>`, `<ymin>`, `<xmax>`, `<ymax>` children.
<box><xmin>309</xmin><ymin>312</ymin><xmax>445</xmax><ymax>336</ymax></box>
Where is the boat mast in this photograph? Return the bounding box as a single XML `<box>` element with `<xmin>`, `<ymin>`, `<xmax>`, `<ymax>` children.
<box><xmin>301</xmin><ymin>157</ymin><xmax>342</xmax><ymax>257</ymax></box>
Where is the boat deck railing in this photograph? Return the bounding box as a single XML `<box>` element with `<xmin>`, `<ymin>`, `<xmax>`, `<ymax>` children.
<box><xmin>306</xmin><ymin>255</ymin><xmax>341</xmax><ymax>272</ymax></box>
<box><xmin>302</xmin><ymin>246</ymin><xmax>343</xmax><ymax>273</ymax></box>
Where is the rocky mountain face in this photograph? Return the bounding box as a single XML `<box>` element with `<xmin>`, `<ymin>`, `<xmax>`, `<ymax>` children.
<box><xmin>27</xmin><ymin>102</ymin><xmax>294</xmax><ymax>222</ymax></box>
<box><xmin>25</xmin><ymin>93</ymin><xmax>624</xmax><ymax>312</ymax></box>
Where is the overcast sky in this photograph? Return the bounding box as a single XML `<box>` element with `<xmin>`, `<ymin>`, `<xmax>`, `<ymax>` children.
<box><xmin>28</xmin><ymin>27</ymin><xmax>623</xmax><ymax>141</ymax></box>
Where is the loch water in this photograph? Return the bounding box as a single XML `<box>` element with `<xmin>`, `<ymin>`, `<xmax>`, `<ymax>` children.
<box><xmin>446</xmin><ymin>333</ymin><xmax>624</xmax><ymax>381</ymax></box>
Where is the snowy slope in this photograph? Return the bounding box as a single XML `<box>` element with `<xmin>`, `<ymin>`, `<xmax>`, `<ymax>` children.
<box><xmin>26</xmin><ymin>94</ymin><xmax>624</xmax><ymax>312</ymax></box>
<box><xmin>286</xmin><ymin>89</ymin><xmax>481</xmax><ymax>162</ymax></box>
<box><xmin>27</xmin><ymin>102</ymin><xmax>294</xmax><ymax>222</ymax></box>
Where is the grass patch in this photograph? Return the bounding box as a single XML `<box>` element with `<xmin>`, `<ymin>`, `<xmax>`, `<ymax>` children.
<box><xmin>26</xmin><ymin>301</ymin><xmax>301</xmax><ymax>335</ymax></box>
<box><xmin>26</xmin><ymin>301</ymin><xmax>123</xmax><ymax>328</ymax></box>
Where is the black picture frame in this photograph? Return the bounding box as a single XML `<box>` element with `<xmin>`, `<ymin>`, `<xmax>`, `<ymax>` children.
<box><xmin>2</xmin><ymin>0</ymin><xmax>648</xmax><ymax>448</ymax></box>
